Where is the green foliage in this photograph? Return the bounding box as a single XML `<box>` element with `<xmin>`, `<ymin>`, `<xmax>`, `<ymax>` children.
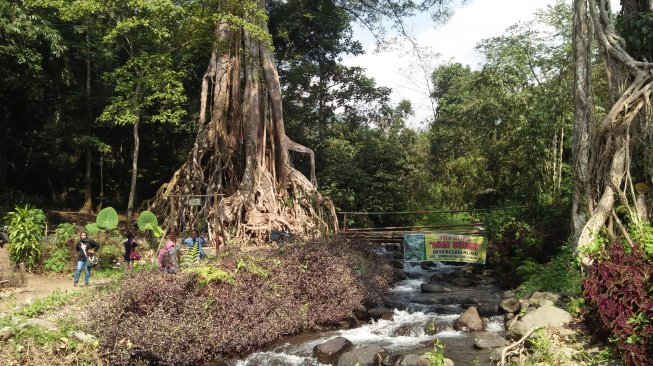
<box><xmin>424</xmin><ymin>338</ymin><xmax>446</xmax><ymax>366</ymax></box>
<box><xmin>52</xmin><ymin>223</ymin><xmax>76</xmax><ymax>245</ymax></box>
<box><xmin>137</xmin><ymin>210</ymin><xmax>163</xmax><ymax>238</ymax></box>
<box><xmin>4</xmin><ymin>205</ymin><xmax>46</xmax><ymax>269</ymax></box>
<box><xmin>14</xmin><ymin>289</ymin><xmax>77</xmax><ymax>319</ymax></box>
<box><xmin>43</xmin><ymin>223</ymin><xmax>76</xmax><ymax>273</ymax></box>
<box><xmin>181</xmin><ymin>243</ymin><xmax>200</xmax><ymax>266</ymax></box>
<box><xmin>628</xmin><ymin>222</ymin><xmax>653</xmax><ymax>258</ymax></box>
<box><xmin>44</xmin><ymin>248</ymin><xmax>70</xmax><ymax>272</ymax></box>
<box><xmin>235</xmin><ymin>257</ymin><xmax>269</xmax><ymax>278</ymax></box>
<box><xmin>184</xmin><ymin>266</ymin><xmax>234</xmax><ymax>285</ymax></box>
<box><xmin>515</xmin><ymin>246</ymin><xmax>582</xmax><ymax>298</ymax></box>
<box><xmin>527</xmin><ymin>328</ymin><xmax>557</xmax><ymax>364</ymax></box>
<box><xmin>86</xmin><ymin>207</ymin><xmax>118</xmax><ymax>235</ymax></box>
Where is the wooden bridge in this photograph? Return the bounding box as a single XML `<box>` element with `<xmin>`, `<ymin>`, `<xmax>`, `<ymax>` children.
<box><xmin>336</xmin><ymin>209</ymin><xmax>490</xmax><ymax>247</ymax></box>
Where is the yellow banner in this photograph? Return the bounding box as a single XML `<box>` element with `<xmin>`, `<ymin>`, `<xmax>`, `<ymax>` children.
<box><xmin>404</xmin><ymin>232</ymin><xmax>487</xmax><ymax>264</ymax></box>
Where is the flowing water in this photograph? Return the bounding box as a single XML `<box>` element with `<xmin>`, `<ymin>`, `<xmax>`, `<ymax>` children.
<box><xmin>230</xmin><ymin>257</ymin><xmax>504</xmax><ymax>366</ymax></box>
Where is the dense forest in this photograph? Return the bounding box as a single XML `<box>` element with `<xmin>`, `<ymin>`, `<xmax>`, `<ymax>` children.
<box><xmin>1</xmin><ymin>0</ymin><xmax>653</xmax><ymax>364</ymax></box>
<box><xmin>0</xmin><ymin>0</ymin><xmax>582</xmax><ymax>223</ymax></box>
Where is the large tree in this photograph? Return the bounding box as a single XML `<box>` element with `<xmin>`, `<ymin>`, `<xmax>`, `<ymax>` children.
<box><xmin>149</xmin><ymin>0</ymin><xmax>455</xmax><ymax>244</ymax></box>
<box><xmin>149</xmin><ymin>0</ymin><xmax>339</xmax><ymax>245</ymax></box>
<box><xmin>572</xmin><ymin>0</ymin><xmax>653</xmax><ymax>260</ymax></box>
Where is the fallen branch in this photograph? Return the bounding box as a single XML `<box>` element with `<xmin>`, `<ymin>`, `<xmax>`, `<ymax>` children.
<box><xmin>500</xmin><ymin>326</ymin><xmax>545</xmax><ymax>366</ymax></box>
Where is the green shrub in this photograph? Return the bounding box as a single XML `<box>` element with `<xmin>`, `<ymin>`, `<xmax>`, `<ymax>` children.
<box><xmin>515</xmin><ymin>245</ymin><xmax>582</xmax><ymax>298</ymax></box>
<box><xmin>4</xmin><ymin>204</ymin><xmax>46</xmax><ymax>269</ymax></box>
<box><xmin>479</xmin><ymin>205</ymin><xmax>569</xmax><ymax>288</ymax></box>
<box><xmin>43</xmin><ymin>223</ymin><xmax>77</xmax><ymax>273</ymax></box>
<box><xmin>424</xmin><ymin>339</ymin><xmax>446</xmax><ymax>366</ymax></box>
<box><xmin>43</xmin><ymin>248</ymin><xmax>70</xmax><ymax>272</ymax></box>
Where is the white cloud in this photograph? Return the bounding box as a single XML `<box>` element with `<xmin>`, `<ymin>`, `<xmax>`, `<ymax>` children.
<box><xmin>342</xmin><ymin>0</ymin><xmax>620</xmax><ymax>128</ymax></box>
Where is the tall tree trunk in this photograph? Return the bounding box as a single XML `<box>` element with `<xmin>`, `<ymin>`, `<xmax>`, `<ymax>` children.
<box><xmin>571</xmin><ymin>0</ymin><xmax>593</xmax><ymax>250</ymax></box>
<box><xmin>0</xmin><ymin>106</ymin><xmax>7</xmax><ymax>189</ymax></box>
<box><xmin>127</xmin><ymin>93</ymin><xmax>141</xmax><ymax>232</ymax></box>
<box><xmin>572</xmin><ymin>0</ymin><xmax>653</xmax><ymax>259</ymax></box>
<box><xmin>80</xmin><ymin>32</ymin><xmax>94</xmax><ymax>214</ymax></box>
<box><xmin>149</xmin><ymin>4</ymin><xmax>336</xmax><ymax>246</ymax></box>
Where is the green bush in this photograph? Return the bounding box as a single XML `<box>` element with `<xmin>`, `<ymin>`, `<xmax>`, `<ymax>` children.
<box><xmin>479</xmin><ymin>205</ymin><xmax>569</xmax><ymax>288</ymax></box>
<box><xmin>515</xmin><ymin>245</ymin><xmax>582</xmax><ymax>298</ymax></box>
<box><xmin>44</xmin><ymin>248</ymin><xmax>70</xmax><ymax>273</ymax></box>
<box><xmin>43</xmin><ymin>223</ymin><xmax>77</xmax><ymax>273</ymax></box>
<box><xmin>4</xmin><ymin>205</ymin><xmax>46</xmax><ymax>269</ymax></box>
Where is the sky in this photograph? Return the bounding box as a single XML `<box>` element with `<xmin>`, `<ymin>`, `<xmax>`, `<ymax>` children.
<box><xmin>342</xmin><ymin>0</ymin><xmax>618</xmax><ymax>128</ymax></box>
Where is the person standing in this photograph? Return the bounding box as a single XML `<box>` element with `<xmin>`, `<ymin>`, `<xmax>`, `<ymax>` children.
<box><xmin>183</xmin><ymin>229</ymin><xmax>207</xmax><ymax>259</ymax></box>
<box><xmin>73</xmin><ymin>232</ymin><xmax>99</xmax><ymax>286</ymax></box>
<box><xmin>123</xmin><ymin>232</ymin><xmax>139</xmax><ymax>277</ymax></box>
<box><xmin>158</xmin><ymin>232</ymin><xmax>178</xmax><ymax>273</ymax></box>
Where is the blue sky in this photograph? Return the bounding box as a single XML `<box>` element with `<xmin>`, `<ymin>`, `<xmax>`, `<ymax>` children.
<box><xmin>343</xmin><ymin>0</ymin><xmax>620</xmax><ymax>128</ymax></box>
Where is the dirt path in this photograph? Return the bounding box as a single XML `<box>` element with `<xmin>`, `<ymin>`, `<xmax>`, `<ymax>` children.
<box><xmin>0</xmin><ymin>272</ymin><xmax>95</xmax><ymax>312</ymax></box>
<box><xmin>0</xmin><ymin>243</ymin><xmax>110</xmax><ymax>313</ymax></box>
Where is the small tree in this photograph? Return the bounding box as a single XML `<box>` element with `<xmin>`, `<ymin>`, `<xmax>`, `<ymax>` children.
<box><xmin>4</xmin><ymin>205</ymin><xmax>46</xmax><ymax>270</ymax></box>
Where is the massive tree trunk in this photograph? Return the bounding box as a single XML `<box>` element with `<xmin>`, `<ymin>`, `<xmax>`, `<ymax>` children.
<box><xmin>149</xmin><ymin>6</ymin><xmax>337</xmax><ymax>246</ymax></box>
<box><xmin>572</xmin><ymin>0</ymin><xmax>653</xmax><ymax>260</ymax></box>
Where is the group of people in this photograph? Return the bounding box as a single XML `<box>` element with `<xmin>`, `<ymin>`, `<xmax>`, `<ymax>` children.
<box><xmin>72</xmin><ymin>229</ymin><xmax>209</xmax><ymax>286</ymax></box>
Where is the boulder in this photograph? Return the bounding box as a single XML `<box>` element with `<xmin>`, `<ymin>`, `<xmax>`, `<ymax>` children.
<box><xmin>337</xmin><ymin>345</ymin><xmax>388</xmax><ymax>366</ymax></box>
<box><xmin>0</xmin><ymin>326</ymin><xmax>13</xmax><ymax>341</ymax></box>
<box><xmin>313</xmin><ymin>337</ymin><xmax>354</xmax><ymax>365</ymax></box>
<box><xmin>398</xmin><ymin>354</ymin><xmax>420</xmax><ymax>366</ymax></box>
<box><xmin>529</xmin><ymin>291</ymin><xmax>560</xmax><ymax>304</ymax></box>
<box><xmin>501</xmin><ymin>290</ymin><xmax>514</xmax><ymax>299</ymax></box>
<box><xmin>508</xmin><ymin>305</ymin><xmax>572</xmax><ymax>338</ymax></box>
<box><xmin>417</xmin><ymin>355</ymin><xmax>454</xmax><ymax>366</ymax></box>
<box><xmin>477</xmin><ymin>301</ymin><xmax>500</xmax><ymax>317</ymax></box>
<box><xmin>421</xmin><ymin>283</ymin><xmax>453</xmax><ymax>293</ymax></box>
<box><xmin>368</xmin><ymin>307</ymin><xmax>393</xmax><ymax>321</ymax></box>
<box><xmin>449</xmin><ymin>278</ymin><xmax>475</xmax><ymax>287</ymax></box>
<box><xmin>473</xmin><ymin>332</ymin><xmax>509</xmax><ymax>349</ymax></box>
<box><xmin>19</xmin><ymin>318</ymin><xmax>58</xmax><ymax>331</ymax></box>
<box><xmin>499</xmin><ymin>298</ymin><xmax>521</xmax><ymax>313</ymax></box>
<box><xmin>453</xmin><ymin>306</ymin><xmax>485</xmax><ymax>331</ymax></box>
<box><xmin>353</xmin><ymin>304</ymin><xmax>370</xmax><ymax>321</ymax></box>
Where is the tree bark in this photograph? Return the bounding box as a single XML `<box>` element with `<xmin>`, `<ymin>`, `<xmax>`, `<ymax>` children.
<box><xmin>150</xmin><ymin>6</ymin><xmax>337</xmax><ymax>245</ymax></box>
<box><xmin>126</xmin><ymin>102</ymin><xmax>141</xmax><ymax>232</ymax></box>
<box><xmin>572</xmin><ymin>0</ymin><xmax>653</xmax><ymax>259</ymax></box>
<box><xmin>572</xmin><ymin>0</ymin><xmax>593</xmax><ymax>248</ymax></box>
<box><xmin>80</xmin><ymin>31</ymin><xmax>94</xmax><ymax>214</ymax></box>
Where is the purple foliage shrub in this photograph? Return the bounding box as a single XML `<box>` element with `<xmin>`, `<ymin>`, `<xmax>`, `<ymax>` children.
<box><xmin>85</xmin><ymin>237</ymin><xmax>394</xmax><ymax>365</ymax></box>
<box><xmin>583</xmin><ymin>242</ymin><xmax>653</xmax><ymax>365</ymax></box>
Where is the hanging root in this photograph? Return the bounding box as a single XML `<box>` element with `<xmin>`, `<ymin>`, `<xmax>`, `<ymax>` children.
<box><xmin>499</xmin><ymin>326</ymin><xmax>544</xmax><ymax>366</ymax></box>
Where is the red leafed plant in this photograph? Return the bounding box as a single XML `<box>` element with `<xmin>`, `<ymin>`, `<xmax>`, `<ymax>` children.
<box><xmin>583</xmin><ymin>241</ymin><xmax>653</xmax><ymax>365</ymax></box>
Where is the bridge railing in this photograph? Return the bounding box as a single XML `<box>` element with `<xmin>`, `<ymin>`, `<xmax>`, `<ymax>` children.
<box><xmin>337</xmin><ymin>208</ymin><xmax>497</xmax><ymax>246</ymax></box>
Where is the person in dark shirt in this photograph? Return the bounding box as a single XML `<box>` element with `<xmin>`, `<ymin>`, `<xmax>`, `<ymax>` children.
<box><xmin>123</xmin><ymin>232</ymin><xmax>139</xmax><ymax>277</ymax></box>
<box><xmin>73</xmin><ymin>232</ymin><xmax>99</xmax><ymax>286</ymax></box>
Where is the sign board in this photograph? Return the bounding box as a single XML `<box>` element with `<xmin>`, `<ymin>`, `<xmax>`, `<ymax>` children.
<box><xmin>403</xmin><ymin>232</ymin><xmax>488</xmax><ymax>264</ymax></box>
<box><xmin>187</xmin><ymin>198</ymin><xmax>202</xmax><ymax>206</ymax></box>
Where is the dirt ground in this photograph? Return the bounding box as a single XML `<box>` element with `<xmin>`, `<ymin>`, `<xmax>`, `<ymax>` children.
<box><xmin>0</xmin><ymin>272</ymin><xmax>80</xmax><ymax>312</ymax></box>
<box><xmin>0</xmin><ymin>243</ymin><xmax>88</xmax><ymax>312</ymax></box>
<box><xmin>0</xmin><ymin>210</ymin><xmax>123</xmax><ymax>313</ymax></box>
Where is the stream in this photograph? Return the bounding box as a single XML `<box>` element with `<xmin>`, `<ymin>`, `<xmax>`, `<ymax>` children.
<box><xmin>228</xmin><ymin>252</ymin><xmax>505</xmax><ymax>366</ymax></box>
